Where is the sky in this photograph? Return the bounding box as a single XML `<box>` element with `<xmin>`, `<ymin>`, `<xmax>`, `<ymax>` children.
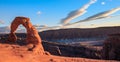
<box><xmin>0</xmin><ymin>0</ymin><xmax>120</xmax><ymax>28</ymax></box>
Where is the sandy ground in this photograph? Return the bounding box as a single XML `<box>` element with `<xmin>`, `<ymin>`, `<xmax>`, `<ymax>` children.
<box><xmin>0</xmin><ymin>43</ymin><xmax>118</xmax><ymax>62</ymax></box>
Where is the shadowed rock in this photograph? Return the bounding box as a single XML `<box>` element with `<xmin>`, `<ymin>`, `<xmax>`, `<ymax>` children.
<box><xmin>102</xmin><ymin>33</ymin><xmax>120</xmax><ymax>60</ymax></box>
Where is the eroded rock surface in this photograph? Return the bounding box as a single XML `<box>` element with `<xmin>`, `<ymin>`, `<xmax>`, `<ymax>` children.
<box><xmin>8</xmin><ymin>17</ymin><xmax>45</xmax><ymax>54</ymax></box>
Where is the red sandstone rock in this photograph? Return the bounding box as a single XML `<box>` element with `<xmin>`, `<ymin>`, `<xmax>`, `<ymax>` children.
<box><xmin>8</xmin><ymin>17</ymin><xmax>45</xmax><ymax>54</ymax></box>
<box><xmin>1</xmin><ymin>17</ymin><xmax>118</xmax><ymax>62</ymax></box>
<box><xmin>0</xmin><ymin>43</ymin><xmax>118</xmax><ymax>62</ymax></box>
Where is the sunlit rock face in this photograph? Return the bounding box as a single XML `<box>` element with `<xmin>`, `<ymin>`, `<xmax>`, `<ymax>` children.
<box><xmin>8</xmin><ymin>17</ymin><xmax>45</xmax><ymax>55</ymax></box>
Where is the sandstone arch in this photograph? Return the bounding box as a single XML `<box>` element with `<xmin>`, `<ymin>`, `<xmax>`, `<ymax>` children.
<box><xmin>8</xmin><ymin>17</ymin><xmax>45</xmax><ymax>54</ymax></box>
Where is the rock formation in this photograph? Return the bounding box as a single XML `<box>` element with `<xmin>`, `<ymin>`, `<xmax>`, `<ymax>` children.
<box><xmin>8</xmin><ymin>17</ymin><xmax>45</xmax><ymax>54</ymax></box>
<box><xmin>102</xmin><ymin>33</ymin><xmax>120</xmax><ymax>60</ymax></box>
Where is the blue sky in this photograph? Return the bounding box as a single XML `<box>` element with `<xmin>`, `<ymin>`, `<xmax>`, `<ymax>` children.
<box><xmin>0</xmin><ymin>0</ymin><xmax>120</xmax><ymax>27</ymax></box>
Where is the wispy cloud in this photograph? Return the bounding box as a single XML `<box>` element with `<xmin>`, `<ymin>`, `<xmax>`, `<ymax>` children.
<box><xmin>101</xmin><ymin>2</ymin><xmax>105</xmax><ymax>5</ymax></box>
<box><xmin>0</xmin><ymin>20</ymin><xmax>4</xmax><ymax>24</ymax></box>
<box><xmin>0</xmin><ymin>26</ymin><xmax>10</xmax><ymax>33</ymax></box>
<box><xmin>33</xmin><ymin>24</ymin><xmax>47</xmax><ymax>28</ymax></box>
<box><xmin>37</xmin><ymin>11</ymin><xmax>41</xmax><ymax>15</ymax></box>
<box><xmin>60</xmin><ymin>0</ymin><xmax>97</xmax><ymax>25</ymax></box>
<box><xmin>86</xmin><ymin>7</ymin><xmax>120</xmax><ymax>20</ymax></box>
<box><xmin>74</xmin><ymin>7</ymin><xmax>120</xmax><ymax>23</ymax></box>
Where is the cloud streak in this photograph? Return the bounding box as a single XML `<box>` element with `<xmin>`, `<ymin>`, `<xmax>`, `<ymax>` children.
<box><xmin>101</xmin><ymin>2</ymin><xmax>105</xmax><ymax>5</ymax></box>
<box><xmin>33</xmin><ymin>24</ymin><xmax>47</xmax><ymax>28</ymax></box>
<box><xmin>37</xmin><ymin>11</ymin><xmax>41</xmax><ymax>15</ymax></box>
<box><xmin>60</xmin><ymin>0</ymin><xmax>97</xmax><ymax>25</ymax></box>
<box><xmin>0</xmin><ymin>26</ymin><xmax>10</xmax><ymax>33</ymax></box>
<box><xmin>62</xmin><ymin>7</ymin><xmax>120</xmax><ymax>28</ymax></box>
<box><xmin>0</xmin><ymin>20</ymin><xmax>4</xmax><ymax>24</ymax></box>
<box><xmin>80</xmin><ymin>7</ymin><xmax>120</xmax><ymax>22</ymax></box>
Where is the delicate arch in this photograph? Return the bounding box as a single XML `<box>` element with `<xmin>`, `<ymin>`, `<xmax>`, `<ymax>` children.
<box><xmin>8</xmin><ymin>17</ymin><xmax>45</xmax><ymax>54</ymax></box>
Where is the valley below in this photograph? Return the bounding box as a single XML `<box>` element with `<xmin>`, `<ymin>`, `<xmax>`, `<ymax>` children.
<box><xmin>0</xmin><ymin>26</ymin><xmax>120</xmax><ymax>62</ymax></box>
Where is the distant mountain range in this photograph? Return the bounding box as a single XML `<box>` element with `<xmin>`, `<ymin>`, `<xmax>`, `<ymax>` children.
<box><xmin>1</xmin><ymin>26</ymin><xmax>119</xmax><ymax>40</ymax></box>
<box><xmin>39</xmin><ymin>26</ymin><xmax>120</xmax><ymax>40</ymax></box>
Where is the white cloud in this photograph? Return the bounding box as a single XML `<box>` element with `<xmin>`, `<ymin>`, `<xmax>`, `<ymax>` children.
<box><xmin>77</xmin><ymin>7</ymin><xmax>120</xmax><ymax>22</ymax></box>
<box><xmin>101</xmin><ymin>2</ymin><xmax>105</xmax><ymax>5</ymax></box>
<box><xmin>37</xmin><ymin>11</ymin><xmax>41</xmax><ymax>15</ymax></box>
<box><xmin>0</xmin><ymin>26</ymin><xmax>10</xmax><ymax>33</ymax></box>
<box><xmin>0</xmin><ymin>20</ymin><xmax>4</xmax><ymax>24</ymax></box>
<box><xmin>60</xmin><ymin>0</ymin><xmax>97</xmax><ymax>25</ymax></box>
